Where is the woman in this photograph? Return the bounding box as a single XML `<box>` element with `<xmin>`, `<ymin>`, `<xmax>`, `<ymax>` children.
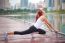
<box><xmin>7</xmin><ymin>9</ymin><xmax>56</xmax><ymax>35</ymax></box>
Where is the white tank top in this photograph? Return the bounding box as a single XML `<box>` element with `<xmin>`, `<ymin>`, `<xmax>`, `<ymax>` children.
<box><xmin>34</xmin><ymin>18</ymin><xmax>44</xmax><ymax>29</ymax></box>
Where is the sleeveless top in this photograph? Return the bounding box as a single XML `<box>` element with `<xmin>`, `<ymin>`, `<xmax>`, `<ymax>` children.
<box><xmin>33</xmin><ymin>17</ymin><xmax>48</xmax><ymax>31</ymax></box>
<box><xmin>34</xmin><ymin>18</ymin><xmax>44</xmax><ymax>29</ymax></box>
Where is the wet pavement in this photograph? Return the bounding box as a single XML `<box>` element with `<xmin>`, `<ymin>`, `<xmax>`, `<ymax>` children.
<box><xmin>0</xmin><ymin>16</ymin><xmax>65</xmax><ymax>43</ymax></box>
<box><xmin>0</xmin><ymin>16</ymin><xmax>31</xmax><ymax>32</ymax></box>
<box><xmin>0</xmin><ymin>34</ymin><xmax>65</xmax><ymax>43</ymax></box>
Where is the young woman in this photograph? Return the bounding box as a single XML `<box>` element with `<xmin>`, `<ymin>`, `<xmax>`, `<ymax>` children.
<box><xmin>7</xmin><ymin>9</ymin><xmax>57</xmax><ymax>35</ymax></box>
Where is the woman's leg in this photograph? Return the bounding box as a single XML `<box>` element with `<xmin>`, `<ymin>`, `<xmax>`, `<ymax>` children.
<box><xmin>14</xmin><ymin>25</ymin><xmax>38</xmax><ymax>35</ymax></box>
<box><xmin>38</xmin><ymin>29</ymin><xmax>46</xmax><ymax>34</ymax></box>
<box><xmin>7</xmin><ymin>26</ymin><xmax>46</xmax><ymax>35</ymax></box>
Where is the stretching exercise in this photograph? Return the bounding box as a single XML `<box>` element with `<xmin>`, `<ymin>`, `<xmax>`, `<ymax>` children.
<box><xmin>6</xmin><ymin>10</ymin><xmax>57</xmax><ymax>35</ymax></box>
<box><xmin>7</xmin><ymin>9</ymin><xmax>57</xmax><ymax>35</ymax></box>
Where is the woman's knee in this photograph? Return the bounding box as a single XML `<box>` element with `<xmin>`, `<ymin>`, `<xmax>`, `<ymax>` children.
<box><xmin>38</xmin><ymin>29</ymin><xmax>46</xmax><ymax>34</ymax></box>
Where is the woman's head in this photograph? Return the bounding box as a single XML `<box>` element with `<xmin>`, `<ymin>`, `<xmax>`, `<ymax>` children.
<box><xmin>37</xmin><ymin>8</ymin><xmax>45</xmax><ymax>16</ymax></box>
<box><xmin>36</xmin><ymin>8</ymin><xmax>45</xmax><ymax>21</ymax></box>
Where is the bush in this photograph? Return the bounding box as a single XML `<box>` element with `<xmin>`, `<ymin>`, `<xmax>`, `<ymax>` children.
<box><xmin>47</xmin><ymin>10</ymin><xmax>65</xmax><ymax>14</ymax></box>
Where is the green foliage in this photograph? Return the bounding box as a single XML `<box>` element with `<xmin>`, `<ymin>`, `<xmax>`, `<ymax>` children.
<box><xmin>0</xmin><ymin>8</ymin><xmax>37</xmax><ymax>15</ymax></box>
<box><xmin>47</xmin><ymin>10</ymin><xmax>65</xmax><ymax>14</ymax></box>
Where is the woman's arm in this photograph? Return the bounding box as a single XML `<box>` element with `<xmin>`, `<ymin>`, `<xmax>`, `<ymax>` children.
<box><xmin>43</xmin><ymin>17</ymin><xmax>58</xmax><ymax>32</ymax></box>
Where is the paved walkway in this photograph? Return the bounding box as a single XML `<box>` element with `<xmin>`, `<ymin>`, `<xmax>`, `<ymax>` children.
<box><xmin>0</xmin><ymin>16</ymin><xmax>32</xmax><ymax>32</ymax></box>
<box><xmin>0</xmin><ymin>16</ymin><xmax>65</xmax><ymax>43</ymax></box>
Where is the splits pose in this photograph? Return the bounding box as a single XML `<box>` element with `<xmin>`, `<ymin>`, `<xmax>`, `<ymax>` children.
<box><xmin>7</xmin><ymin>9</ymin><xmax>57</xmax><ymax>35</ymax></box>
<box><xmin>0</xmin><ymin>10</ymin><xmax>56</xmax><ymax>35</ymax></box>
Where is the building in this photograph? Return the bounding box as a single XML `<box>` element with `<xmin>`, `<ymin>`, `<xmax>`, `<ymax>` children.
<box><xmin>20</xmin><ymin>0</ymin><xmax>28</xmax><ymax>9</ymax></box>
<box><xmin>46</xmin><ymin>0</ymin><xmax>65</xmax><ymax>10</ymax></box>
<box><xmin>53</xmin><ymin>0</ymin><xmax>61</xmax><ymax>10</ymax></box>
<box><xmin>62</xmin><ymin>0</ymin><xmax>65</xmax><ymax>10</ymax></box>
<box><xmin>46</xmin><ymin>0</ymin><xmax>54</xmax><ymax>11</ymax></box>
<box><xmin>0</xmin><ymin>0</ymin><xmax>10</xmax><ymax>9</ymax></box>
<box><xmin>15</xmin><ymin>3</ymin><xmax>21</xmax><ymax>9</ymax></box>
<box><xmin>28</xmin><ymin>3</ymin><xmax>37</xmax><ymax>10</ymax></box>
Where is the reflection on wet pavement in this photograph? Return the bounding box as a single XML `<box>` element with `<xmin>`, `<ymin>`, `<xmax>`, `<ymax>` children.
<box><xmin>0</xmin><ymin>17</ymin><xmax>65</xmax><ymax>43</ymax></box>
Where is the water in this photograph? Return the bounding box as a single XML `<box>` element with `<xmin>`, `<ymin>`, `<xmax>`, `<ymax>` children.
<box><xmin>4</xmin><ymin>13</ymin><xmax>36</xmax><ymax>23</ymax></box>
<box><xmin>0</xmin><ymin>13</ymin><xmax>36</xmax><ymax>33</ymax></box>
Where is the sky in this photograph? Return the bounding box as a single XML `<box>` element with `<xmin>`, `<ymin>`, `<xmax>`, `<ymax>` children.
<box><xmin>29</xmin><ymin>0</ymin><xmax>44</xmax><ymax>3</ymax></box>
<box><xmin>9</xmin><ymin>0</ymin><xmax>44</xmax><ymax>6</ymax></box>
